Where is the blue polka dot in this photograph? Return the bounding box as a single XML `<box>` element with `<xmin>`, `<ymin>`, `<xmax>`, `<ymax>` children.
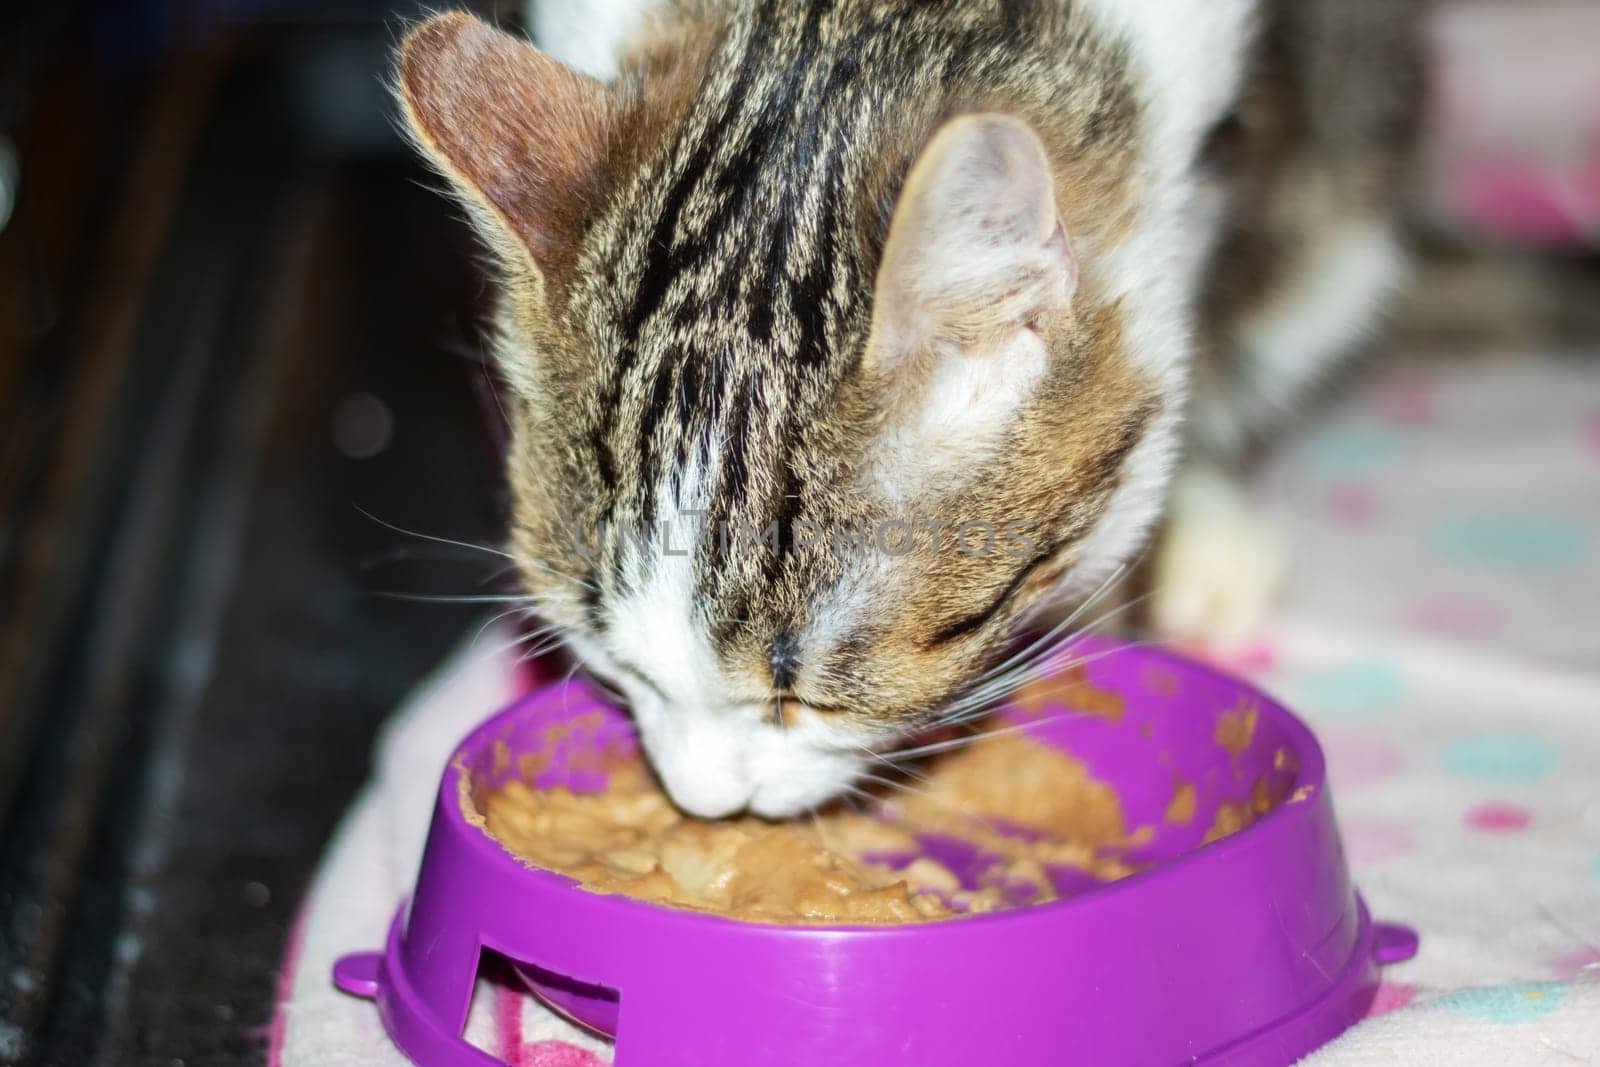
<box><xmin>1292</xmin><ymin>661</ymin><xmax>1404</xmax><ymax>715</ymax></box>
<box><xmin>1309</xmin><ymin>427</ymin><xmax>1400</xmax><ymax>476</ymax></box>
<box><xmin>1433</xmin><ymin>517</ymin><xmax>1585</xmax><ymax>570</ymax></box>
<box><xmin>1443</xmin><ymin>735</ymin><xmax>1559</xmax><ymax>783</ymax></box>
<box><xmin>1437</xmin><ymin>982</ymin><xmax>1567</xmax><ymax>1024</ymax></box>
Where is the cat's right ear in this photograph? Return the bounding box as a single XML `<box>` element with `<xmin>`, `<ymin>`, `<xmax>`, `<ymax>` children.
<box><xmin>396</xmin><ymin>13</ymin><xmax>612</xmax><ymax>278</ymax></box>
<box><xmin>859</xmin><ymin>114</ymin><xmax>1077</xmax><ymax>496</ymax></box>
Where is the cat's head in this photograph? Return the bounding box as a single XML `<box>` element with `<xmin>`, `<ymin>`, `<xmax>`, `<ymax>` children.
<box><xmin>397</xmin><ymin>12</ymin><xmax>1177</xmax><ymax>817</ymax></box>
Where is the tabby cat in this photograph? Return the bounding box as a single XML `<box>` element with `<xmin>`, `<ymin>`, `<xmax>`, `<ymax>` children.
<box><xmin>395</xmin><ymin>0</ymin><xmax>1422</xmax><ymax>817</ymax></box>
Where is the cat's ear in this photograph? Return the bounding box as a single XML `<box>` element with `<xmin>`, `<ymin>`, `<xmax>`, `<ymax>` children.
<box><xmin>862</xmin><ymin>115</ymin><xmax>1077</xmax><ymax>489</ymax></box>
<box><xmin>869</xmin><ymin>113</ymin><xmax>1076</xmax><ymax>360</ymax></box>
<box><xmin>396</xmin><ymin>12</ymin><xmax>611</xmax><ymax>276</ymax></box>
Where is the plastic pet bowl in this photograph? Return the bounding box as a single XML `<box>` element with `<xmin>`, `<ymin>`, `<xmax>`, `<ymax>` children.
<box><xmin>334</xmin><ymin>640</ymin><xmax>1417</xmax><ymax>1065</ymax></box>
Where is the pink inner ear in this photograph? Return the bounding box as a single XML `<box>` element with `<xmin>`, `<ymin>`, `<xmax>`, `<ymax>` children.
<box><xmin>869</xmin><ymin>113</ymin><xmax>1077</xmax><ymax>359</ymax></box>
<box><xmin>1043</xmin><ymin>220</ymin><xmax>1079</xmax><ymax>311</ymax></box>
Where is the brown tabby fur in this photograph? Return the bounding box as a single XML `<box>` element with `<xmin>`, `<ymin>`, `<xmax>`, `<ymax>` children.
<box><xmin>398</xmin><ymin>0</ymin><xmax>1422</xmax><ymax>732</ymax></box>
<box><xmin>1194</xmin><ymin>0</ymin><xmax>1426</xmax><ymax>456</ymax></box>
<box><xmin>401</xmin><ymin>2</ymin><xmax>1160</xmax><ymax>725</ymax></box>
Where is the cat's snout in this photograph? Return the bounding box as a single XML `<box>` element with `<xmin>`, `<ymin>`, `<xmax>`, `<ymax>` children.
<box><xmin>649</xmin><ymin>728</ymin><xmax>753</xmax><ymax>819</ymax></box>
<box><xmin>640</xmin><ymin>706</ymin><xmax>865</xmax><ymax>819</ymax></box>
<box><xmin>661</xmin><ymin>770</ymin><xmax>752</xmax><ymax>820</ymax></box>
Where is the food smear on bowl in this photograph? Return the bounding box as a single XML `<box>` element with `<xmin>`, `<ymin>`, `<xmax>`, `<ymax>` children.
<box><xmin>475</xmin><ymin>730</ymin><xmax>1151</xmax><ymax>925</ymax></box>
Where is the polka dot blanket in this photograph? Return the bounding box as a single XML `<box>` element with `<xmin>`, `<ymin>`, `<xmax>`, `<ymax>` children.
<box><xmin>273</xmin><ymin>354</ymin><xmax>1600</xmax><ymax>1065</ymax></box>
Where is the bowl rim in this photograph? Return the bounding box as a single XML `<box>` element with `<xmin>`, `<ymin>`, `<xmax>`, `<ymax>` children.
<box><xmin>439</xmin><ymin>638</ymin><xmax>1329</xmax><ymax>939</ymax></box>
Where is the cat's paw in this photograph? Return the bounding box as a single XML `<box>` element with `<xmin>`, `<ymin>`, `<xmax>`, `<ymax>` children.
<box><xmin>1151</xmin><ymin>466</ymin><xmax>1285</xmax><ymax>648</ymax></box>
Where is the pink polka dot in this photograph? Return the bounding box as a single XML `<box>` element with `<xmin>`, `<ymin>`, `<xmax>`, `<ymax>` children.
<box><xmin>1372</xmin><ymin>377</ymin><xmax>1436</xmax><ymax>427</ymax></box>
<box><xmin>1218</xmin><ymin>640</ymin><xmax>1278</xmax><ymax>676</ymax></box>
<box><xmin>1584</xmin><ymin>413</ymin><xmax>1600</xmax><ymax>459</ymax></box>
<box><xmin>1401</xmin><ymin>596</ymin><xmax>1504</xmax><ymax>640</ymax></box>
<box><xmin>1369</xmin><ymin>981</ymin><xmax>1418</xmax><ymax>1016</ymax></box>
<box><xmin>1343</xmin><ymin>819</ymin><xmax>1416</xmax><ymax>863</ymax></box>
<box><xmin>1551</xmin><ymin>948</ymin><xmax>1600</xmax><ymax>981</ymax></box>
<box><xmin>1326</xmin><ymin>483</ymin><xmax>1379</xmax><ymax>525</ymax></box>
<box><xmin>1450</xmin><ymin>164</ymin><xmax>1589</xmax><ymax>244</ymax></box>
<box><xmin>1321</xmin><ymin>728</ymin><xmax>1407</xmax><ymax>790</ymax></box>
<box><xmin>1465</xmin><ymin>802</ymin><xmax>1532</xmax><ymax>833</ymax></box>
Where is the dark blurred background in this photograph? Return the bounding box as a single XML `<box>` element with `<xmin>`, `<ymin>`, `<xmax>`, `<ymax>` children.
<box><xmin>0</xmin><ymin>2</ymin><xmax>525</xmax><ymax>1063</ymax></box>
<box><xmin>0</xmin><ymin>1</ymin><xmax>1597</xmax><ymax>1064</ymax></box>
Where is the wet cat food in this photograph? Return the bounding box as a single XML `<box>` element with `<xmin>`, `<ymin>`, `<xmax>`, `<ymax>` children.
<box><xmin>476</xmin><ymin>731</ymin><xmax>1145</xmax><ymax>925</ymax></box>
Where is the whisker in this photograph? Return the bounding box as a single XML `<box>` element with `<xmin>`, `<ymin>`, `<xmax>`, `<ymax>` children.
<box><xmin>932</xmin><ymin>589</ymin><xmax>1158</xmax><ymax>726</ymax></box>
<box><xmin>968</xmin><ymin>563</ymin><xmax>1130</xmax><ymax>687</ymax></box>
<box><xmin>557</xmin><ymin>657</ymin><xmax>587</xmax><ymax>717</ymax></box>
<box><xmin>878</xmin><ymin>712</ymin><xmax>1081</xmax><ymax>762</ymax></box>
<box><xmin>854</xmin><ymin>741</ymin><xmax>931</xmax><ymax>783</ymax></box>
<box><xmin>837</xmin><ymin>783</ymin><xmax>879</xmax><ymax>810</ymax></box>
<box><xmin>487</xmin><ymin>617</ymin><xmax>569</xmax><ymax>656</ymax></box>
<box><xmin>372</xmin><ymin>591</ymin><xmax>576</xmax><ymax>605</ymax></box>
<box><xmin>357</xmin><ymin>544</ymin><xmax>511</xmax><ymax>572</ymax></box>
<box><xmin>855</xmin><ymin>770</ymin><xmax>934</xmax><ymax>802</ymax></box>
<box><xmin>478</xmin><ymin>560</ymin><xmax>524</xmax><ymax>586</ymax></box>
<box><xmin>931</xmin><ymin>637</ymin><xmax>1154</xmax><ymax>731</ymax></box>
<box><xmin>355</xmin><ymin>504</ymin><xmax>602</xmax><ymax>594</ymax></box>
<box><xmin>470</xmin><ymin>606</ymin><xmax>542</xmax><ymax>648</ymax></box>
<box><xmin>954</xmin><ymin>581</ymin><xmax>1141</xmax><ymax>708</ymax></box>
<box><xmin>515</xmin><ymin>632</ymin><xmax>576</xmax><ymax>664</ymax></box>
<box><xmin>355</xmin><ymin>505</ymin><xmax>515</xmax><ymax>561</ymax></box>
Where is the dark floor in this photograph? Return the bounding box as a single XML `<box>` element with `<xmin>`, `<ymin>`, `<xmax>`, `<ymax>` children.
<box><xmin>0</xmin><ymin>18</ymin><xmax>513</xmax><ymax>1065</ymax></box>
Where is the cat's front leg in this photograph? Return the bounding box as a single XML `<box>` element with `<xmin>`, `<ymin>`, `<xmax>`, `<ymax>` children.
<box><xmin>1148</xmin><ymin>0</ymin><xmax>1425</xmax><ymax>648</ymax></box>
<box><xmin>1150</xmin><ymin>459</ymin><xmax>1286</xmax><ymax>648</ymax></box>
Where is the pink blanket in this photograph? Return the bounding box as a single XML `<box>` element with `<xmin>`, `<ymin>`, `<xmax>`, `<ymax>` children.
<box><xmin>272</xmin><ymin>351</ymin><xmax>1600</xmax><ymax>1065</ymax></box>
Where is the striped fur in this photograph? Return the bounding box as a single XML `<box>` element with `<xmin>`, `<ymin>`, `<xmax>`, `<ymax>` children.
<box><xmin>399</xmin><ymin>1</ymin><xmax>1252</xmax><ymax>816</ymax></box>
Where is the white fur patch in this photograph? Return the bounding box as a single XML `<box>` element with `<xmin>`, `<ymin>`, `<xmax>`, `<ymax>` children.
<box><xmin>605</xmin><ymin>455</ymin><xmax>720</xmax><ymax>711</ymax></box>
<box><xmin>1077</xmin><ymin>0</ymin><xmax>1259</xmax><ymax>171</ymax></box>
<box><xmin>527</xmin><ymin>0</ymin><xmax>659</xmax><ymax>79</ymax></box>
<box><xmin>596</xmin><ymin>449</ymin><xmax>877</xmax><ymax>818</ymax></box>
<box><xmin>872</xmin><ymin>332</ymin><xmax>1050</xmax><ymax>505</ymax></box>
<box><xmin>1041</xmin><ymin>1</ymin><xmax>1261</xmax><ymax>602</ymax></box>
<box><xmin>1195</xmin><ymin>219</ymin><xmax>1408</xmax><ymax>454</ymax></box>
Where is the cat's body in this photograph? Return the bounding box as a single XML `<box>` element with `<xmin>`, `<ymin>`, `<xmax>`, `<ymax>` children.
<box><xmin>398</xmin><ymin>0</ymin><xmax>1421</xmax><ymax>817</ymax></box>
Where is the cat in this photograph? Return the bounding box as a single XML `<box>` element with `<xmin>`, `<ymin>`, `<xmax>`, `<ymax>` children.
<box><xmin>394</xmin><ymin>0</ymin><xmax>1422</xmax><ymax>819</ymax></box>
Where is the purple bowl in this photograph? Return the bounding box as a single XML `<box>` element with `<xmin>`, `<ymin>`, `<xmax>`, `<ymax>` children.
<box><xmin>334</xmin><ymin>640</ymin><xmax>1417</xmax><ymax>1065</ymax></box>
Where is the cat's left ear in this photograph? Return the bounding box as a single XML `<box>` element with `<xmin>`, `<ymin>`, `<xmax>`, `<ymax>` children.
<box><xmin>396</xmin><ymin>12</ymin><xmax>612</xmax><ymax>278</ymax></box>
